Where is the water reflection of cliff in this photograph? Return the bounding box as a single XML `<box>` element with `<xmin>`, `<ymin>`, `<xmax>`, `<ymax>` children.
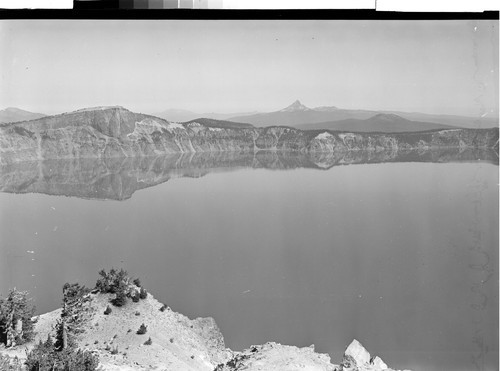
<box><xmin>0</xmin><ymin>148</ymin><xmax>498</xmax><ymax>201</ymax></box>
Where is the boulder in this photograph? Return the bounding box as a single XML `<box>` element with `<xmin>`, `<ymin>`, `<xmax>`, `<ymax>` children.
<box><xmin>340</xmin><ymin>339</ymin><xmax>409</xmax><ymax>371</ymax></box>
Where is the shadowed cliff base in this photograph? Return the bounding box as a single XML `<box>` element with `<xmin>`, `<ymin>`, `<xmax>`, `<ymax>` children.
<box><xmin>0</xmin><ymin>148</ymin><xmax>497</xmax><ymax>201</ymax></box>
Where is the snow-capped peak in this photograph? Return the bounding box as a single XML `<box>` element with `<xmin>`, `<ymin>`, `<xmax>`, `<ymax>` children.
<box><xmin>279</xmin><ymin>100</ymin><xmax>311</xmax><ymax>112</ymax></box>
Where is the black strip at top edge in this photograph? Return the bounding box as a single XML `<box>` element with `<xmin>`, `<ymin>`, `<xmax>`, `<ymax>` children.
<box><xmin>0</xmin><ymin>9</ymin><xmax>498</xmax><ymax>20</ymax></box>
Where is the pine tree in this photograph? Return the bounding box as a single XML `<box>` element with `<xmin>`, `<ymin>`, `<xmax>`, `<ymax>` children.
<box><xmin>54</xmin><ymin>283</ymin><xmax>92</xmax><ymax>351</ymax></box>
<box><xmin>111</xmin><ymin>279</ymin><xmax>128</xmax><ymax>307</ymax></box>
<box><xmin>0</xmin><ymin>288</ymin><xmax>37</xmax><ymax>347</ymax></box>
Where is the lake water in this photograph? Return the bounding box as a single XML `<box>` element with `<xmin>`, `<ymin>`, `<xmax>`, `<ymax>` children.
<box><xmin>0</xmin><ymin>152</ymin><xmax>498</xmax><ymax>371</ymax></box>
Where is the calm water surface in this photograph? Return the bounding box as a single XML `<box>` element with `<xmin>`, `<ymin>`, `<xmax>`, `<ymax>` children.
<box><xmin>0</xmin><ymin>159</ymin><xmax>498</xmax><ymax>371</ymax></box>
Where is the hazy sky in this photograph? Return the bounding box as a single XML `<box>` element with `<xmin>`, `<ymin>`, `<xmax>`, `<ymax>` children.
<box><xmin>0</xmin><ymin>20</ymin><xmax>498</xmax><ymax>116</ymax></box>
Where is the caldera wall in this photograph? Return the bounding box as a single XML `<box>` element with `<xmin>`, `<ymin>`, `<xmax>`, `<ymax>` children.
<box><xmin>0</xmin><ymin>107</ymin><xmax>498</xmax><ymax>165</ymax></box>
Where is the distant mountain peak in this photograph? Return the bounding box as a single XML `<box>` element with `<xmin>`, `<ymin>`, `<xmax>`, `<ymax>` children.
<box><xmin>0</xmin><ymin>107</ymin><xmax>47</xmax><ymax>124</ymax></box>
<box><xmin>280</xmin><ymin>100</ymin><xmax>311</xmax><ymax>112</ymax></box>
<box><xmin>3</xmin><ymin>107</ymin><xmax>24</xmax><ymax>112</ymax></box>
<box><xmin>2</xmin><ymin>107</ymin><xmax>40</xmax><ymax>114</ymax></box>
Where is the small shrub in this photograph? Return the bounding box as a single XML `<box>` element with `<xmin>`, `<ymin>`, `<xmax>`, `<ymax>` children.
<box><xmin>132</xmin><ymin>294</ymin><xmax>140</xmax><ymax>303</ymax></box>
<box><xmin>169</xmin><ymin>338</ymin><xmax>174</xmax><ymax>343</ymax></box>
<box><xmin>139</xmin><ymin>287</ymin><xmax>147</xmax><ymax>300</ymax></box>
<box><xmin>144</xmin><ymin>337</ymin><xmax>152</xmax><ymax>345</ymax></box>
<box><xmin>136</xmin><ymin>323</ymin><xmax>147</xmax><ymax>335</ymax></box>
<box><xmin>135</xmin><ymin>311</ymin><xmax>140</xmax><ymax>316</ymax></box>
<box><xmin>127</xmin><ymin>329</ymin><xmax>132</xmax><ymax>333</ymax></box>
<box><xmin>111</xmin><ymin>289</ymin><xmax>127</xmax><ymax>307</ymax></box>
<box><xmin>111</xmin><ymin>346</ymin><xmax>119</xmax><ymax>355</ymax></box>
<box><xmin>133</xmin><ymin>278</ymin><xmax>141</xmax><ymax>287</ymax></box>
<box><xmin>94</xmin><ymin>340</ymin><xmax>99</xmax><ymax>344</ymax></box>
<box><xmin>105</xmin><ymin>344</ymin><xmax>111</xmax><ymax>351</ymax></box>
<box><xmin>191</xmin><ymin>355</ymin><xmax>195</xmax><ymax>359</ymax></box>
<box><xmin>160</xmin><ymin>304</ymin><xmax>168</xmax><ymax>312</ymax></box>
<box><xmin>104</xmin><ymin>305</ymin><xmax>112</xmax><ymax>315</ymax></box>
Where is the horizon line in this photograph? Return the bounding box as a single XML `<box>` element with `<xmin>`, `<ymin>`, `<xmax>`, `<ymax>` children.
<box><xmin>2</xmin><ymin>104</ymin><xmax>499</xmax><ymax>119</ymax></box>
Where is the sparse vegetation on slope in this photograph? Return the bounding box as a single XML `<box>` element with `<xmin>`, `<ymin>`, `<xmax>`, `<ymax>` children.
<box><xmin>95</xmin><ymin>268</ymin><xmax>147</xmax><ymax>307</ymax></box>
<box><xmin>14</xmin><ymin>282</ymin><xmax>100</xmax><ymax>371</ymax></box>
<box><xmin>0</xmin><ymin>268</ymin><xmax>410</xmax><ymax>371</ymax></box>
<box><xmin>25</xmin><ymin>335</ymin><xmax>99</xmax><ymax>371</ymax></box>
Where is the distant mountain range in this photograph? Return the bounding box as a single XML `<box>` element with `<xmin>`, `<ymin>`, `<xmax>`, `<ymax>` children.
<box><xmin>227</xmin><ymin>100</ymin><xmax>498</xmax><ymax>131</ymax></box>
<box><xmin>3</xmin><ymin>102</ymin><xmax>498</xmax><ymax>133</ymax></box>
<box><xmin>153</xmin><ymin>108</ymin><xmax>260</xmax><ymax>123</ymax></box>
<box><xmin>294</xmin><ymin>113</ymin><xmax>458</xmax><ymax>133</ymax></box>
<box><xmin>0</xmin><ymin>107</ymin><xmax>46</xmax><ymax>124</ymax></box>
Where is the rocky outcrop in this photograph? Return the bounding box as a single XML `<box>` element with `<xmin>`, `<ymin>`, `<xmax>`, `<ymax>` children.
<box><xmin>214</xmin><ymin>339</ymin><xmax>410</xmax><ymax>371</ymax></box>
<box><xmin>339</xmin><ymin>340</ymin><xmax>409</xmax><ymax>371</ymax></box>
<box><xmin>0</xmin><ymin>291</ymin><xmax>412</xmax><ymax>371</ymax></box>
<box><xmin>215</xmin><ymin>342</ymin><xmax>337</xmax><ymax>371</ymax></box>
<box><xmin>193</xmin><ymin>316</ymin><xmax>233</xmax><ymax>367</ymax></box>
<box><xmin>0</xmin><ymin>106</ymin><xmax>498</xmax><ymax>165</ymax></box>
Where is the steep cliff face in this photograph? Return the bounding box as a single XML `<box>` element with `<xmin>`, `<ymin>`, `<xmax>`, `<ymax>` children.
<box><xmin>0</xmin><ymin>107</ymin><xmax>498</xmax><ymax>165</ymax></box>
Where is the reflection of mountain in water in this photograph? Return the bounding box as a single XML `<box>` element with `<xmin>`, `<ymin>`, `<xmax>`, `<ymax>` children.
<box><xmin>1</xmin><ymin>149</ymin><xmax>498</xmax><ymax>201</ymax></box>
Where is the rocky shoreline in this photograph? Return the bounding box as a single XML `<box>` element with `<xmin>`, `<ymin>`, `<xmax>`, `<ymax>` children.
<box><xmin>0</xmin><ymin>106</ymin><xmax>498</xmax><ymax>165</ymax></box>
<box><xmin>1</xmin><ymin>284</ymin><xmax>410</xmax><ymax>371</ymax></box>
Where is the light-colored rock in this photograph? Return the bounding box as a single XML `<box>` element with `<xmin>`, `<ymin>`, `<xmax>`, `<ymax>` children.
<box><xmin>340</xmin><ymin>339</ymin><xmax>406</xmax><ymax>371</ymax></box>
<box><xmin>371</xmin><ymin>356</ymin><xmax>388</xmax><ymax>370</ymax></box>
<box><xmin>0</xmin><ymin>106</ymin><xmax>497</xmax><ymax>166</ymax></box>
<box><xmin>1</xmin><ymin>293</ymin><xmax>412</xmax><ymax>371</ymax></box>
<box><xmin>1</xmin><ymin>292</ymin><xmax>231</xmax><ymax>371</ymax></box>
<box><xmin>215</xmin><ymin>342</ymin><xmax>338</xmax><ymax>371</ymax></box>
<box><xmin>341</xmin><ymin>339</ymin><xmax>372</xmax><ymax>371</ymax></box>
